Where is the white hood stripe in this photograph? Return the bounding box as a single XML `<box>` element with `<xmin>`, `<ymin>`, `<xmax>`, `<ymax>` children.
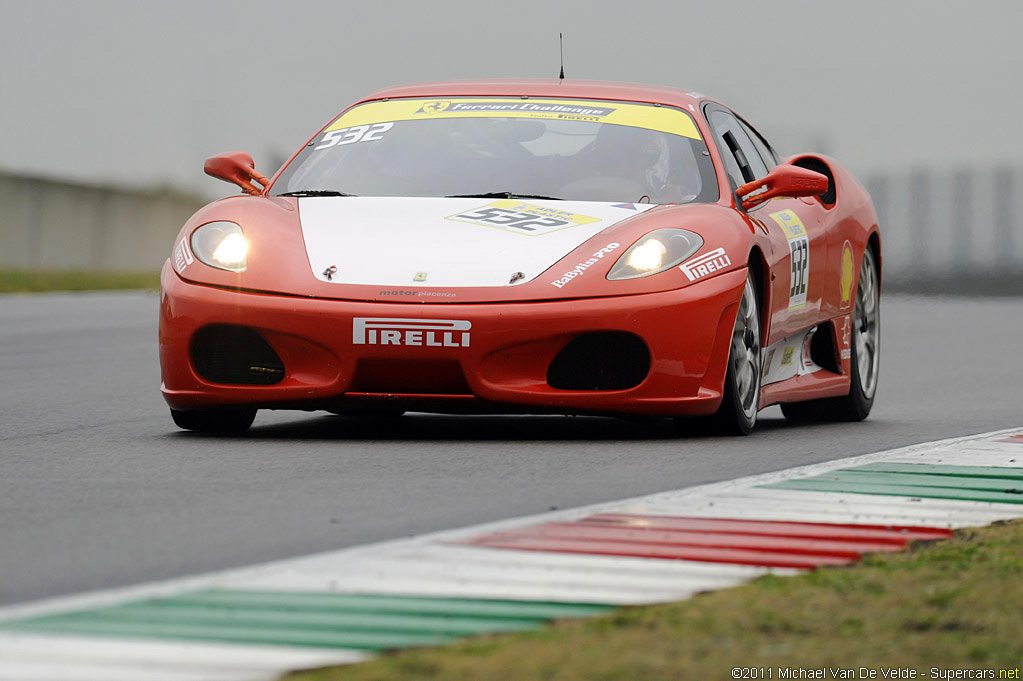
<box><xmin>298</xmin><ymin>197</ymin><xmax>655</xmax><ymax>288</ymax></box>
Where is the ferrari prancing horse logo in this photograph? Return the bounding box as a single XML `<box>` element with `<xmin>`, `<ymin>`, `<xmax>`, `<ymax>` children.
<box><xmin>416</xmin><ymin>101</ymin><xmax>451</xmax><ymax>114</ymax></box>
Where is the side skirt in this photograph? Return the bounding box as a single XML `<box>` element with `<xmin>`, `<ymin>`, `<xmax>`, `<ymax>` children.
<box><xmin>759</xmin><ymin>319</ymin><xmax>850</xmax><ymax>408</ymax></box>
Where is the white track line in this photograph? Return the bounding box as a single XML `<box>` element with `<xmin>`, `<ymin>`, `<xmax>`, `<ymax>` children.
<box><xmin>625</xmin><ymin>489</ymin><xmax>1023</xmax><ymax>527</ymax></box>
<box><xmin>0</xmin><ymin>635</ymin><xmax>366</xmax><ymax>681</ymax></box>
<box><xmin>230</xmin><ymin>543</ymin><xmax>778</xmax><ymax>604</ymax></box>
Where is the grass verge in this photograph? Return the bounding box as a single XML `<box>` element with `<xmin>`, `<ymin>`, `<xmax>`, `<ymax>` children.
<box><xmin>285</xmin><ymin>519</ymin><xmax>1023</xmax><ymax>681</ymax></box>
<box><xmin>0</xmin><ymin>269</ymin><xmax>160</xmax><ymax>293</ymax></box>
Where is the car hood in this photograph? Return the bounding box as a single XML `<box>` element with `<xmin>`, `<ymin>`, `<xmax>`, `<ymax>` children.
<box><xmin>298</xmin><ymin>197</ymin><xmax>657</xmax><ymax>288</ymax></box>
<box><xmin>172</xmin><ymin>195</ymin><xmax>750</xmax><ymax>304</ymax></box>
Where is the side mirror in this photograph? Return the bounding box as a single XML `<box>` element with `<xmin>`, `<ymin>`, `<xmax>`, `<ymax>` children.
<box><xmin>736</xmin><ymin>164</ymin><xmax>829</xmax><ymax>210</ymax></box>
<box><xmin>204</xmin><ymin>151</ymin><xmax>270</xmax><ymax>195</ymax></box>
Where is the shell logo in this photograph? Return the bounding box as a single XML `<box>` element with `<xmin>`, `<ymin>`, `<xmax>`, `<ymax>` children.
<box><xmin>840</xmin><ymin>242</ymin><xmax>855</xmax><ymax>307</ymax></box>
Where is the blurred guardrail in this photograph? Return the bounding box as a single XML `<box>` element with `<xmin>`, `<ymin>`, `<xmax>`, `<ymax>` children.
<box><xmin>865</xmin><ymin>167</ymin><xmax>1023</xmax><ymax>294</ymax></box>
<box><xmin>0</xmin><ymin>172</ymin><xmax>202</xmax><ymax>271</ymax></box>
<box><xmin>1</xmin><ymin>169</ymin><xmax>1020</xmax><ymax>294</ymax></box>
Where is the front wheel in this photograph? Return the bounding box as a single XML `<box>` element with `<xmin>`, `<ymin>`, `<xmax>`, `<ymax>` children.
<box><xmin>704</xmin><ymin>272</ymin><xmax>762</xmax><ymax>435</ymax></box>
<box><xmin>170</xmin><ymin>407</ymin><xmax>257</xmax><ymax>434</ymax></box>
<box><xmin>781</xmin><ymin>247</ymin><xmax>880</xmax><ymax>422</ymax></box>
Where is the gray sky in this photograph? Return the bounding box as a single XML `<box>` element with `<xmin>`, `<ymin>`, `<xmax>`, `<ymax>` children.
<box><xmin>2</xmin><ymin>0</ymin><xmax>1021</xmax><ymax>198</ymax></box>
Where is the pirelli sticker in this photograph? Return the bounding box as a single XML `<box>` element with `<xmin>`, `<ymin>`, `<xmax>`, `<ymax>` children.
<box><xmin>446</xmin><ymin>199</ymin><xmax>599</xmax><ymax>236</ymax></box>
<box><xmin>770</xmin><ymin>209</ymin><xmax>810</xmax><ymax>309</ymax></box>
<box><xmin>325</xmin><ymin>97</ymin><xmax>703</xmax><ymax>140</ymax></box>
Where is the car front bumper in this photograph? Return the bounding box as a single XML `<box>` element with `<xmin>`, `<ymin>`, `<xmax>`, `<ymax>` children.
<box><xmin>159</xmin><ymin>264</ymin><xmax>746</xmax><ymax>417</ymax></box>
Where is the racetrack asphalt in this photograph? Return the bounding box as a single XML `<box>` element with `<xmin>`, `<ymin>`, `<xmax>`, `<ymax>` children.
<box><xmin>1</xmin><ymin>291</ymin><xmax>1021</xmax><ymax>606</ymax></box>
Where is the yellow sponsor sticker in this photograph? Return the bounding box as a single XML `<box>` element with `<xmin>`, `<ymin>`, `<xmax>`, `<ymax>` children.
<box><xmin>326</xmin><ymin>97</ymin><xmax>702</xmax><ymax>140</ymax></box>
<box><xmin>770</xmin><ymin>209</ymin><xmax>810</xmax><ymax>309</ymax></box>
<box><xmin>770</xmin><ymin>209</ymin><xmax>808</xmax><ymax>240</ymax></box>
<box><xmin>446</xmin><ymin>199</ymin><xmax>599</xmax><ymax>236</ymax></box>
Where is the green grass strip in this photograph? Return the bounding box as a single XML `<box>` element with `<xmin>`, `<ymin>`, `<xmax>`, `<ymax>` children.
<box><xmin>0</xmin><ymin>590</ymin><xmax>612</xmax><ymax>651</ymax></box>
<box><xmin>0</xmin><ymin>269</ymin><xmax>160</xmax><ymax>293</ymax></box>
<box><xmin>282</xmin><ymin>519</ymin><xmax>1023</xmax><ymax>680</ymax></box>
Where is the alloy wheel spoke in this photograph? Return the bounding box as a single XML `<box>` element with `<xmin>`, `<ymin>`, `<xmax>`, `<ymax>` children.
<box><xmin>730</xmin><ymin>278</ymin><xmax>761</xmax><ymax>417</ymax></box>
<box><xmin>855</xmin><ymin>252</ymin><xmax>880</xmax><ymax>398</ymax></box>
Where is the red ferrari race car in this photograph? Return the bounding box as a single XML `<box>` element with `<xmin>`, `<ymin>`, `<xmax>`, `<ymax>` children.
<box><xmin>160</xmin><ymin>80</ymin><xmax>881</xmax><ymax>435</ymax></box>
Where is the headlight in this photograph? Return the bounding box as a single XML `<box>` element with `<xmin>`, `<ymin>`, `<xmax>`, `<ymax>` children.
<box><xmin>607</xmin><ymin>229</ymin><xmax>703</xmax><ymax>280</ymax></box>
<box><xmin>191</xmin><ymin>221</ymin><xmax>248</xmax><ymax>272</ymax></box>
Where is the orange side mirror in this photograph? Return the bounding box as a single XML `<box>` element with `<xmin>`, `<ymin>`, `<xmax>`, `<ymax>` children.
<box><xmin>736</xmin><ymin>164</ymin><xmax>829</xmax><ymax>210</ymax></box>
<box><xmin>204</xmin><ymin>151</ymin><xmax>269</xmax><ymax>195</ymax></box>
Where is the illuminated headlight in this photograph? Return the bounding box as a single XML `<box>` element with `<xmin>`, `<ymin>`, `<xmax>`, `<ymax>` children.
<box><xmin>607</xmin><ymin>229</ymin><xmax>703</xmax><ymax>280</ymax></box>
<box><xmin>191</xmin><ymin>221</ymin><xmax>248</xmax><ymax>272</ymax></box>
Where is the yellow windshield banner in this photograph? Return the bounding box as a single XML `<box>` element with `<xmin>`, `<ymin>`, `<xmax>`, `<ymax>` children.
<box><xmin>326</xmin><ymin>97</ymin><xmax>702</xmax><ymax>140</ymax></box>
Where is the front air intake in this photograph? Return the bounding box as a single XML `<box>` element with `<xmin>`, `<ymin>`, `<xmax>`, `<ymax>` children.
<box><xmin>547</xmin><ymin>332</ymin><xmax>650</xmax><ymax>391</ymax></box>
<box><xmin>191</xmin><ymin>325</ymin><xmax>284</xmax><ymax>385</ymax></box>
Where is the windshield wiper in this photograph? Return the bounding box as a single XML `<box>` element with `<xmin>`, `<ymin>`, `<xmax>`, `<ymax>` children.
<box><xmin>278</xmin><ymin>190</ymin><xmax>356</xmax><ymax>197</ymax></box>
<box><xmin>445</xmin><ymin>192</ymin><xmax>563</xmax><ymax>201</ymax></box>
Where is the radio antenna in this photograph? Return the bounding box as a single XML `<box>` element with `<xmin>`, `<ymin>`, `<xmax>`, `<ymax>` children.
<box><xmin>558</xmin><ymin>33</ymin><xmax>565</xmax><ymax>81</ymax></box>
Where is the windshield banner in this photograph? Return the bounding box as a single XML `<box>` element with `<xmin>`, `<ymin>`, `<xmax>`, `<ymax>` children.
<box><xmin>325</xmin><ymin>97</ymin><xmax>702</xmax><ymax>140</ymax></box>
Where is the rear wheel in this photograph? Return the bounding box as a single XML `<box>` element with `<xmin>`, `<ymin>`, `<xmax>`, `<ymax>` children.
<box><xmin>170</xmin><ymin>408</ymin><xmax>257</xmax><ymax>434</ymax></box>
<box><xmin>781</xmin><ymin>247</ymin><xmax>880</xmax><ymax>422</ymax></box>
<box><xmin>699</xmin><ymin>272</ymin><xmax>762</xmax><ymax>436</ymax></box>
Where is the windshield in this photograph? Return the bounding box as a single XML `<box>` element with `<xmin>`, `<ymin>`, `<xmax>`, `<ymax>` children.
<box><xmin>272</xmin><ymin>97</ymin><xmax>718</xmax><ymax>205</ymax></box>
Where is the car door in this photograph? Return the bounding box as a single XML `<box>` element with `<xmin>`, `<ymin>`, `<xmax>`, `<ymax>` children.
<box><xmin>705</xmin><ymin>106</ymin><xmax>828</xmax><ymax>344</ymax></box>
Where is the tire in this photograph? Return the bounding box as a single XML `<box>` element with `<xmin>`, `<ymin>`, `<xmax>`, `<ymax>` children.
<box><xmin>170</xmin><ymin>407</ymin><xmax>257</xmax><ymax>434</ymax></box>
<box><xmin>781</xmin><ymin>247</ymin><xmax>880</xmax><ymax>423</ymax></box>
<box><xmin>682</xmin><ymin>272</ymin><xmax>762</xmax><ymax>436</ymax></box>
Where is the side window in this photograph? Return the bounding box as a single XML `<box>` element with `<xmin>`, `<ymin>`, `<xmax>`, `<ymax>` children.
<box><xmin>739</xmin><ymin>118</ymin><xmax>778</xmax><ymax>170</ymax></box>
<box><xmin>707</xmin><ymin>108</ymin><xmax>769</xmax><ymax>190</ymax></box>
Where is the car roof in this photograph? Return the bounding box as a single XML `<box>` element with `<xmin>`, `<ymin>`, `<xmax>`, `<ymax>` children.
<box><xmin>358</xmin><ymin>79</ymin><xmax>708</xmax><ymax>111</ymax></box>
